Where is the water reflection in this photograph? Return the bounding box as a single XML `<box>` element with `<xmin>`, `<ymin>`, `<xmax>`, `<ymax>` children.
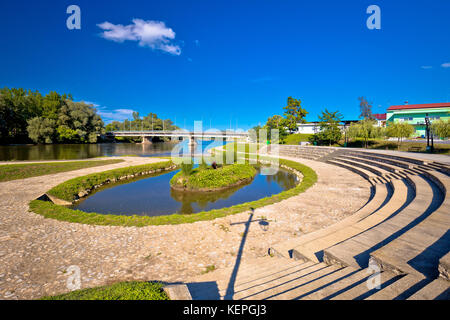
<box><xmin>73</xmin><ymin>166</ymin><xmax>298</xmax><ymax>217</ymax></box>
<box><xmin>0</xmin><ymin>140</ymin><xmax>220</xmax><ymax>161</ymax></box>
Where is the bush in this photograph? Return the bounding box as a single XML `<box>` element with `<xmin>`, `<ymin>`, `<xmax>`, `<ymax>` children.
<box><xmin>171</xmin><ymin>163</ymin><xmax>257</xmax><ymax>190</ymax></box>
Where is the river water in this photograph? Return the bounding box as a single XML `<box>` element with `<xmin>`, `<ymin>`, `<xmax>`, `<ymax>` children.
<box><xmin>0</xmin><ymin>141</ymin><xmax>220</xmax><ymax>161</ymax></box>
<box><xmin>72</xmin><ymin>166</ymin><xmax>298</xmax><ymax>216</ymax></box>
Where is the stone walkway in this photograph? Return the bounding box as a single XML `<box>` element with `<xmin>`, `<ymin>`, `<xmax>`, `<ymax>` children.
<box><xmin>0</xmin><ymin>156</ymin><xmax>370</xmax><ymax>299</ymax></box>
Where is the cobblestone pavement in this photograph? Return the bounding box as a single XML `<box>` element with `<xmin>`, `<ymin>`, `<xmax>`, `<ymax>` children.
<box><xmin>0</xmin><ymin>156</ymin><xmax>370</xmax><ymax>299</ymax></box>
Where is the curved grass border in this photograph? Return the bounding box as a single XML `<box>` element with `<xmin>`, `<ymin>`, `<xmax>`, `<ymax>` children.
<box><xmin>29</xmin><ymin>157</ymin><xmax>317</xmax><ymax>227</ymax></box>
<box><xmin>46</xmin><ymin>160</ymin><xmax>177</xmax><ymax>202</ymax></box>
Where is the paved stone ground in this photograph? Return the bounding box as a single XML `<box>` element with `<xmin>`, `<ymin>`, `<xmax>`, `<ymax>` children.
<box><xmin>0</xmin><ymin>156</ymin><xmax>370</xmax><ymax>299</ymax></box>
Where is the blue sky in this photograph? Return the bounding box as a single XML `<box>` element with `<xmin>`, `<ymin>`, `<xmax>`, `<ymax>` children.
<box><xmin>0</xmin><ymin>0</ymin><xmax>449</xmax><ymax>130</ymax></box>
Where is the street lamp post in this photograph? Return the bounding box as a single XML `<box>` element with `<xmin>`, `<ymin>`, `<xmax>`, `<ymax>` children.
<box><xmin>425</xmin><ymin>113</ymin><xmax>434</xmax><ymax>153</ymax></box>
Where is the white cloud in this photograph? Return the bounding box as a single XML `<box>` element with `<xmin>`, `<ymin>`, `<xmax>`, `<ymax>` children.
<box><xmin>442</xmin><ymin>62</ymin><xmax>450</xmax><ymax>68</ymax></box>
<box><xmin>97</xmin><ymin>19</ymin><xmax>181</xmax><ymax>55</ymax></box>
<box><xmin>81</xmin><ymin>101</ymin><xmax>100</xmax><ymax>107</ymax></box>
<box><xmin>97</xmin><ymin>108</ymin><xmax>136</xmax><ymax>122</ymax></box>
<box><xmin>421</xmin><ymin>66</ymin><xmax>433</xmax><ymax>69</ymax></box>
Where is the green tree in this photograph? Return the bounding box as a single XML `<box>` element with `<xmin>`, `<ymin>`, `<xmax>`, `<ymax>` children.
<box><xmin>358</xmin><ymin>96</ymin><xmax>374</xmax><ymax>120</ymax></box>
<box><xmin>387</xmin><ymin>122</ymin><xmax>415</xmax><ymax>150</ymax></box>
<box><xmin>264</xmin><ymin>115</ymin><xmax>288</xmax><ymax>143</ymax></box>
<box><xmin>57</xmin><ymin>101</ymin><xmax>104</xmax><ymax>143</ymax></box>
<box><xmin>431</xmin><ymin>119</ymin><xmax>450</xmax><ymax>139</ymax></box>
<box><xmin>27</xmin><ymin>117</ymin><xmax>56</xmax><ymax>144</ymax></box>
<box><xmin>316</xmin><ymin>109</ymin><xmax>343</xmax><ymax>146</ymax></box>
<box><xmin>283</xmin><ymin>97</ymin><xmax>308</xmax><ymax>133</ymax></box>
<box><xmin>347</xmin><ymin>119</ymin><xmax>377</xmax><ymax>148</ymax></box>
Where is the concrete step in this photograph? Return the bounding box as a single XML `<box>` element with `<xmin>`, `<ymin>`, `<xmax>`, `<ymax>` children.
<box><xmin>330</xmin><ymin>270</ymin><xmax>401</xmax><ymax>300</ymax></box>
<box><xmin>347</xmin><ymin>151</ymin><xmax>429</xmax><ymax>166</ymax></box>
<box><xmin>326</xmin><ymin>159</ymin><xmax>380</xmax><ymax>183</ymax></box>
<box><xmin>345</xmin><ymin>152</ymin><xmax>417</xmax><ymax>170</ymax></box>
<box><xmin>338</xmin><ymin>155</ymin><xmax>405</xmax><ymax>175</ymax></box>
<box><xmin>231</xmin><ymin>263</ymin><xmax>338</xmax><ymax>300</ymax></box>
<box><xmin>370</xmin><ymin>172</ymin><xmax>448</xmax><ymax>278</ymax></box>
<box><xmin>407</xmin><ymin>278</ymin><xmax>450</xmax><ymax>300</ymax></box>
<box><xmin>188</xmin><ymin>257</ymin><xmax>309</xmax><ymax>299</ymax></box>
<box><xmin>290</xmin><ymin>179</ymin><xmax>409</xmax><ymax>263</ymax></box>
<box><xmin>333</xmin><ymin>156</ymin><xmax>394</xmax><ymax>180</ymax></box>
<box><xmin>300</xmin><ymin>267</ymin><xmax>369</xmax><ymax>300</ymax></box>
<box><xmin>217</xmin><ymin>262</ymin><xmax>315</xmax><ymax>296</ymax></box>
<box><xmin>323</xmin><ymin>175</ymin><xmax>434</xmax><ymax>270</ymax></box>
<box><xmin>270</xmin><ymin>183</ymin><xmax>390</xmax><ymax>260</ymax></box>
<box><xmin>263</xmin><ymin>265</ymin><xmax>355</xmax><ymax>300</ymax></box>
<box><xmin>365</xmin><ymin>274</ymin><xmax>424</xmax><ymax>300</ymax></box>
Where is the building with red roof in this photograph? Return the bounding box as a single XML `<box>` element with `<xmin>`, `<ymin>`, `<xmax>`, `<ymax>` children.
<box><xmin>386</xmin><ymin>102</ymin><xmax>449</xmax><ymax>137</ymax></box>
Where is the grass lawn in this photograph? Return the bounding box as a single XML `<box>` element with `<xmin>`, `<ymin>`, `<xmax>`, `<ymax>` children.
<box><xmin>284</xmin><ymin>133</ymin><xmax>314</xmax><ymax>145</ymax></box>
<box><xmin>41</xmin><ymin>281</ymin><xmax>169</xmax><ymax>300</ymax></box>
<box><xmin>343</xmin><ymin>139</ymin><xmax>450</xmax><ymax>155</ymax></box>
<box><xmin>0</xmin><ymin>159</ymin><xmax>124</xmax><ymax>182</ymax></box>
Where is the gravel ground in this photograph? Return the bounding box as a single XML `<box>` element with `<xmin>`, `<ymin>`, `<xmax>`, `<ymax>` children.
<box><xmin>0</xmin><ymin>156</ymin><xmax>370</xmax><ymax>299</ymax></box>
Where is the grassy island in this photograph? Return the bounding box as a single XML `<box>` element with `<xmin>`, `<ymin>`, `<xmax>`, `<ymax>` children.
<box><xmin>170</xmin><ymin>163</ymin><xmax>257</xmax><ymax>192</ymax></box>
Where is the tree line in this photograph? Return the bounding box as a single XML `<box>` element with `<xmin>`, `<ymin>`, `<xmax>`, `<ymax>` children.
<box><xmin>0</xmin><ymin>87</ymin><xmax>179</xmax><ymax>145</ymax></box>
<box><xmin>105</xmin><ymin>111</ymin><xmax>178</xmax><ymax>132</ymax></box>
<box><xmin>254</xmin><ymin>96</ymin><xmax>449</xmax><ymax>149</ymax></box>
<box><xmin>0</xmin><ymin>87</ymin><xmax>104</xmax><ymax>144</ymax></box>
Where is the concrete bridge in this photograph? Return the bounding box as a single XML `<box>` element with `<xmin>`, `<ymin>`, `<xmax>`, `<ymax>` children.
<box><xmin>107</xmin><ymin>130</ymin><xmax>249</xmax><ymax>146</ymax></box>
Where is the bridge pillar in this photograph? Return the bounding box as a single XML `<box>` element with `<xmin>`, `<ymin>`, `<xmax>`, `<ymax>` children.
<box><xmin>141</xmin><ymin>136</ymin><xmax>153</xmax><ymax>144</ymax></box>
<box><xmin>188</xmin><ymin>136</ymin><xmax>198</xmax><ymax>152</ymax></box>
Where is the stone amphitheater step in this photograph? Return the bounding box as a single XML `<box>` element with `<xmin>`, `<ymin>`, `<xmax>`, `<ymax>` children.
<box><xmin>323</xmin><ymin>174</ymin><xmax>435</xmax><ymax>270</ymax></box>
<box><xmin>187</xmin><ymin>256</ymin><xmax>307</xmax><ymax>299</ymax></box>
<box><xmin>332</xmin><ymin>156</ymin><xmax>405</xmax><ymax>181</ymax></box>
<box><xmin>407</xmin><ymin>278</ymin><xmax>450</xmax><ymax>300</ymax></box>
<box><xmin>230</xmin><ymin>263</ymin><xmax>344</xmax><ymax>300</ymax></box>
<box><xmin>329</xmin><ymin>271</ymin><xmax>402</xmax><ymax>300</ymax></box>
<box><xmin>299</xmin><ymin>266</ymin><xmax>370</xmax><ymax>300</ymax></box>
<box><xmin>326</xmin><ymin>159</ymin><xmax>385</xmax><ymax>184</ymax></box>
<box><xmin>439</xmin><ymin>252</ymin><xmax>450</xmax><ymax>281</ymax></box>
<box><xmin>370</xmin><ymin>171</ymin><xmax>449</xmax><ymax>279</ymax></box>
<box><xmin>345</xmin><ymin>151</ymin><xmax>418</xmax><ymax>170</ymax></box>
<box><xmin>337</xmin><ymin>154</ymin><xmax>406</xmax><ymax>176</ymax></box>
<box><xmin>269</xmin><ymin>182</ymin><xmax>391</xmax><ymax>259</ymax></box>
<box><xmin>365</xmin><ymin>274</ymin><xmax>425</xmax><ymax>300</ymax></box>
<box><xmin>346</xmin><ymin>151</ymin><xmax>449</xmax><ymax>175</ymax></box>
<box><xmin>290</xmin><ymin>179</ymin><xmax>411</xmax><ymax>264</ymax></box>
<box><xmin>351</xmin><ymin>151</ymin><xmax>431</xmax><ymax>166</ymax></box>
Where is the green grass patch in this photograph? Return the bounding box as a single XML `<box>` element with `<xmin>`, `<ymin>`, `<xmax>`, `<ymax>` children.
<box><xmin>342</xmin><ymin>139</ymin><xmax>450</xmax><ymax>155</ymax></box>
<box><xmin>284</xmin><ymin>133</ymin><xmax>314</xmax><ymax>145</ymax></box>
<box><xmin>41</xmin><ymin>281</ymin><xmax>169</xmax><ymax>300</ymax></box>
<box><xmin>30</xmin><ymin>157</ymin><xmax>317</xmax><ymax>227</ymax></box>
<box><xmin>47</xmin><ymin>160</ymin><xmax>175</xmax><ymax>202</ymax></box>
<box><xmin>0</xmin><ymin>159</ymin><xmax>124</xmax><ymax>182</ymax></box>
<box><xmin>171</xmin><ymin>163</ymin><xmax>257</xmax><ymax>191</ymax></box>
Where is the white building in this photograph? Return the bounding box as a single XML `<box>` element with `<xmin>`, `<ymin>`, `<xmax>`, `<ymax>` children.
<box><xmin>296</xmin><ymin>122</ymin><xmax>321</xmax><ymax>134</ymax></box>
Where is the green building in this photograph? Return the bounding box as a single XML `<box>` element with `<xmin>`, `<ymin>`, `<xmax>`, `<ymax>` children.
<box><xmin>386</xmin><ymin>102</ymin><xmax>450</xmax><ymax>137</ymax></box>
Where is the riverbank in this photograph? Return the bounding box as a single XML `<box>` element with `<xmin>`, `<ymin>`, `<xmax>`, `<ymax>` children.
<box><xmin>0</xmin><ymin>159</ymin><xmax>124</xmax><ymax>182</ymax></box>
